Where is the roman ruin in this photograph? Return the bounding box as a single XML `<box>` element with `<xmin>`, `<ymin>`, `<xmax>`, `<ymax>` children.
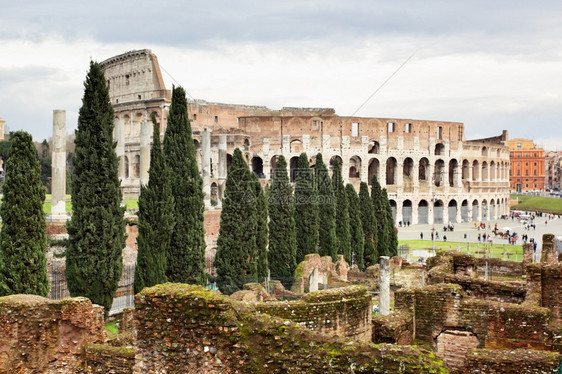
<box><xmin>100</xmin><ymin>49</ymin><xmax>511</xmax><ymax>225</ymax></box>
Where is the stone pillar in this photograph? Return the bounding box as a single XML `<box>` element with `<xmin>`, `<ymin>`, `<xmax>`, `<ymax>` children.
<box><xmin>541</xmin><ymin>234</ymin><xmax>557</xmax><ymax>264</ymax></box>
<box><xmin>456</xmin><ymin>207</ymin><xmax>462</xmax><ymax>224</ymax></box>
<box><xmin>50</xmin><ymin>110</ymin><xmax>67</xmax><ymax>222</ymax></box>
<box><xmin>202</xmin><ymin>129</ymin><xmax>211</xmax><ymax>207</ymax></box>
<box><xmin>395</xmin><ymin>200</ymin><xmax>403</xmax><ymax>226</ymax></box>
<box><xmin>442</xmin><ymin>204</ymin><xmax>449</xmax><ymax>226</ymax></box>
<box><xmin>467</xmin><ymin>164</ymin><xmax>473</xmax><ymax>182</ymax></box>
<box><xmin>218</xmin><ymin>135</ymin><xmax>227</xmax><ymax>201</ymax></box>
<box><xmin>115</xmin><ymin>117</ymin><xmax>125</xmax><ymax>180</ymax></box>
<box><xmin>412</xmin><ymin>201</ymin><xmax>419</xmax><ymax>225</ymax></box>
<box><xmin>379</xmin><ymin>256</ymin><xmax>390</xmax><ymax>316</ymax></box>
<box><xmin>139</xmin><ymin>120</ymin><xmax>151</xmax><ymax>186</ymax></box>
<box><xmin>476</xmin><ymin>203</ymin><xmax>482</xmax><ymax>222</ymax></box>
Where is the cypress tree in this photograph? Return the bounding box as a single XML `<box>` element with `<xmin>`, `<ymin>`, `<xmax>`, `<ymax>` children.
<box><xmin>268</xmin><ymin>155</ymin><xmax>297</xmax><ymax>286</ymax></box>
<box><xmin>345</xmin><ymin>184</ymin><xmax>365</xmax><ymax>271</ymax></box>
<box><xmin>371</xmin><ymin>174</ymin><xmax>389</xmax><ymax>257</ymax></box>
<box><xmin>134</xmin><ymin>115</ymin><xmax>175</xmax><ymax>294</ymax></box>
<box><xmin>0</xmin><ymin>131</ymin><xmax>48</xmax><ymax>297</ymax></box>
<box><xmin>214</xmin><ymin>148</ymin><xmax>257</xmax><ymax>294</ymax></box>
<box><xmin>382</xmin><ymin>188</ymin><xmax>399</xmax><ymax>257</ymax></box>
<box><xmin>331</xmin><ymin>159</ymin><xmax>352</xmax><ymax>263</ymax></box>
<box><xmin>314</xmin><ymin>154</ymin><xmax>337</xmax><ymax>261</ymax></box>
<box><xmin>65</xmin><ymin>61</ymin><xmax>126</xmax><ymax>317</ymax></box>
<box><xmin>252</xmin><ymin>172</ymin><xmax>269</xmax><ymax>282</ymax></box>
<box><xmin>359</xmin><ymin>182</ymin><xmax>378</xmax><ymax>267</ymax></box>
<box><xmin>293</xmin><ymin>153</ymin><xmax>319</xmax><ymax>263</ymax></box>
<box><xmin>163</xmin><ymin>86</ymin><xmax>206</xmax><ymax>285</ymax></box>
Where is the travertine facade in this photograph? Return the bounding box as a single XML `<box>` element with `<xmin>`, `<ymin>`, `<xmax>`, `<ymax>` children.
<box><xmin>101</xmin><ymin>49</ymin><xmax>511</xmax><ymax>224</ymax></box>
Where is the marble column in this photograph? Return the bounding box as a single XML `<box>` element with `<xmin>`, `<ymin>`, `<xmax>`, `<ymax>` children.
<box><xmin>379</xmin><ymin>256</ymin><xmax>390</xmax><ymax>316</ymax></box>
<box><xmin>50</xmin><ymin>110</ymin><xmax>67</xmax><ymax>222</ymax></box>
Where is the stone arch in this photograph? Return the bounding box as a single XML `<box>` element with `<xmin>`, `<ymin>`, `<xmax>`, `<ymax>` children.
<box><xmin>243</xmin><ymin>138</ymin><xmax>250</xmax><ymax>151</ymax></box>
<box><xmin>227</xmin><ymin>153</ymin><xmax>233</xmax><ymax>170</ymax></box>
<box><xmin>418</xmin><ymin>200</ymin><xmax>429</xmax><ymax>224</ymax></box>
<box><xmin>402</xmin><ymin>200</ymin><xmax>412</xmax><ymax>224</ymax></box>
<box><xmin>472</xmin><ymin>160</ymin><xmax>480</xmax><ymax>181</ymax></box>
<box><xmin>448</xmin><ymin>159</ymin><xmax>459</xmax><ymax>187</ymax></box>
<box><xmin>435</xmin><ymin>143</ymin><xmax>445</xmax><ymax>156</ymax></box>
<box><xmin>490</xmin><ymin>160</ymin><xmax>496</xmax><ymax>181</ymax></box>
<box><xmin>481</xmin><ymin>161</ymin><xmax>488</xmax><ymax>181</ymax></box>
<box><xmin>386</xmin><ymin>157</ymin><xmax>397</xmax><ymax>185</ymax></box>
<box><xmin>482</xmin><ymin>146</ymin><xmax>488</xmax><ymax>157</ymax></box>
<box><xmin>329</xmin><ymin>155</ymin><xmax>343</xmax><ymax>170</ymax></box>
<box><xmin>252</xmin><ymin>156</ymin><xmax>264</xmax><ymax>179</ymax></box>
<box><xmin>124</xmin><ymin>114</ymin><xmax>131</xmax><ymax>137</ymax></box>
<box><xmin>133</xmin><ymin>112</ymin><xmax>143</xmax><ymax>137</ymax></box>
<box><xmin>270</xmin><ymin>155</ymin><xmax>278</xmax><ymax>178</ymax></box>
<box><xmin>368</xmin><ymin>140</ymin><xmax>380</xmax><ymax>154</ymax></box>
<box><xmin>403</xmin><ymin>157</ymin><xmax>414</xmax><ymax>179</ymax></box>
<box><xmin>419</xmin><ymin>157</ymin><xmax>429</xmax><ymax>181</ymax></box>
<box><xmin>481</xmin><ymin>199</ymin><xmax>488</xmax><ymax>221</ymax></box>
<box><xmin>472</xmin><ymin>199</ymin><xmax>479</xmax><ymax>222</ymax></box>
<box><xmin>349</xmin><ymin>156</ymin><xmax>361</xmax><ymax>179</ymax></box>
<box><xmin>133</xmin><ymin>154</ymin><xmax>140</xmax><ymax>178</ymax></box>
<box><xmin>290</xmin><ymin>139</ymin><xmax>303</xmax><ymax>154</ymax></box>
<box><xmin>489</xmin><ymin>199</ymin><xmax>496</xmax><ymax>219</ymax></box>
<box><xmin>436</xmin><ymin>329</ymin><xmax>480</xmax><ymax>372</ymax></box>
<box><xmin>462</xmin><ymin>159</ymin><xmax>470</xmax><ymax>180</ymax></box>
<box><xmin>368</xmin><ymin>158</ymin><xmax>380</xmax><ymax>183</ymax></box>
<box><xmin>124</xmin><ymin>155</ymin><xmax>130</xmax><ymax>178</ymax></box>
<box><xmin>193</xmin><ymin>139</ymin><xmax>201</xmax><ymax>166</ymax></box>
<box><xmin>461</xmin><ymin>199</ymin><xmax>469</xmax><ymax>222</ymax></box>
<box><xmin>290</xmin><ymin>156</ymin><xmax>300</xmax><ymax>182</ymax></box>
<box><xmin>448</xmin><ymin>200</ymin><xmax>458</xmax><ymax>223</ymax></box>
<box><xmin>434</xmin><ymin>159</ymin><xmax>445</xmax><ymax>186</ymax></box>
<box><xmin>434</xmin><ymin>199</ymin><xmax>444</xmax><ymax>224</ymax></box>
<box><xmin>389</xmin><ymin>200</ymin><xmax>397</xmax><ymax>223</ymax></box>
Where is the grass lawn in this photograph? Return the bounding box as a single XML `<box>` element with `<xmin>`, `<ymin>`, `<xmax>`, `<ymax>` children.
<box><xmin>399</xmin><ymin>240</ymin><xmax>523</xmax><ymax>261</ymax></box>
<box><xmin>511</xmin><ymin>194</ymin><xmax>562</xmax><ymax>214</ymax></box>
<box><xmin>104</xmin><ymin>320</ymin><xmax>119</xmax><ymax>334</ymax></box>
<box><xmin>41</xmin><ymin>195</ymin><xmax>138</xmax><ymax>213</ymax></box>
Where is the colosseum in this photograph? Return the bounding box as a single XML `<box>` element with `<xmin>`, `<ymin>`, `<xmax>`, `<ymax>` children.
<box><xmin>100</xmin><ymin>49</ymin><xmax>511</xmax><ymax>225</ymax></box>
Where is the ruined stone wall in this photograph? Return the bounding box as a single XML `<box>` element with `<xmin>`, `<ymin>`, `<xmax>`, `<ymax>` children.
<box><xmin>0</xmin><ymin>295</ymin><xmax>105</xmax><ymax>373</ymax></box>
<box><xmin>256</xmin><ymin>285</ymin><xmax>372</xmax><ymax>342</ymax></box>
<box><xmin>464</xmin><ymin>348</ymin><xmax>560</xmax><ymax>374</ymax></box>
<box><xmin>133</xmin><ymin>283</ymin><xmax>445</xmax><ymax>373</ymax></box>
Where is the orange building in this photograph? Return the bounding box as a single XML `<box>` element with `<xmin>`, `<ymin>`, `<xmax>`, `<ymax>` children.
<box><xmin>508</xmin><ymin>138</ymin><xmax>545</xmax><ymax>192</ymax></box>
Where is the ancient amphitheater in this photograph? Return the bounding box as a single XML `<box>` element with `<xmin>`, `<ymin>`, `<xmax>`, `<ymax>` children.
<box><xmin>100</xmin><ymin>49</ymin><xmax>510</xmax><ymax>225</ymax></box>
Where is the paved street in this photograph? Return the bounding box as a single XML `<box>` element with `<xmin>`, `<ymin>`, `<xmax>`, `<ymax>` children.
<box><xmin>397</xmin><ymin>211</ymin><xmax>562</xmax><ymax>252</ymax></box>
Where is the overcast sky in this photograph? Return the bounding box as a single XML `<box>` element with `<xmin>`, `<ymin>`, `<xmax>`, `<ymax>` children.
<box><xmin>2</xmin><ymin>0</ymin><xmax>562</xmax><ymax>149</ymax></box>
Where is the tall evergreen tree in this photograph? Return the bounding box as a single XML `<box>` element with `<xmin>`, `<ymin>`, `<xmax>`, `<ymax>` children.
<box><xmin>371</xmin><ymin>174</ymin><xmax>389</xmax><ymax>257</ymax></box>
<box><xmin>331</xmin><ymin>159</ymin><xmax>352</xmax><ymax>263</ymax></box>
<box><xmin>134</xmin><ymin>115</ymin><xmax>175</xmax><ymax>294</ymax></box>
<box><xmin>214</xmin><ymin>148</ymin><xmax>257</xmax><ymax>294</ymax></box>
<box><xmin>314</xmin><ymin>154</ymin><xmax>337</xmax><ymax>261</ymax></box>
<box><xmin>382</xmin><ymin>188</ymin><xmax>399</xmax><ymax>257</ymax></box>
<box><xmin>163</xmin><ymin>86</ymin><xmax>206</xmax><ymax>285</ymax></box>
<box><xmin>0</xmin><ymin>131</ymin><xmax>48</xmax><ymax>296</ymax></box>
<box><xmin>345</xmin><ymin>184</ymin><xmax>365</xmax><ymax>271</ymax></box>
<box><xmin>251</xmin><ymin>172</ymin><xmax>269</xmax><ymax>282</ymax></box>
<box><xmin>293</xmin><ymin>153</ymin><xmax>319</xmax><ymax>263</ymax></box>
<box><xmin>65</xmin><ymin>61</ymin><xmax>126</xmax><ymax>317</ymax></box>
<box><xmin>359</xmin><ymin>182</ymin><xmax>378</xmax><ymax>267</ymax></box>
<box><xmin>268</xmin><ymin>155</ymin><xmax>297</xmax><ymax>286</ymax></box>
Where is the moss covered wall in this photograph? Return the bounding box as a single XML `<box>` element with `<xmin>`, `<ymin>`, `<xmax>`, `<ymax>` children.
<box><xmin>133</xmin><ymin>283</ymin><xmax>446</xmax><ymax>373</ymax></box>
<box><xmin>255</xmin><ymin>285</ymin><xmax>372</xmax><ymax>342</ymax></box>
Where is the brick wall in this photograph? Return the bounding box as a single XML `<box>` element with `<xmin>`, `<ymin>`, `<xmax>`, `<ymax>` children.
<box><xmin>464</xmin><ymin>348</ymin><xmax>560</xmax><ymax>373</ymax></box>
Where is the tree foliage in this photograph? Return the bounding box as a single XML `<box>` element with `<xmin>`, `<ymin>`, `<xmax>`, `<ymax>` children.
<box><xmin>268</xmin><ymin>155</ymin><xmax>297</xmax><ymax>285</ymax></box>
<box><xmin>65</xmin><ymin>61</ymin><xmax>126</xmax><ymax>317</ymax></box>
<box><xmin>163</xmin><ymin>86</ymin><xmax>206</xmax><ymax>285</ymax></box>
<box><xmin>382</xmin><ymin>188</ymin><xmax>399</xmax><ymax>257</ymax></box>
<box><xmin>331</xmin><ymin>159</ymin><xmax>351</xmax><ymax>263</ymax></box>
<box><xmin>359</xmin><ymin>182</ymin><xmax>378</xmax><ymax>267</ymax></box>
<box><xmin>345</xmin><ymin>184</ymin><xmax>365</xmax><ymax>271</ymax></box>
<box><xmin>214</xmin><ymin>148</ymin><xmax>257</xmax><ymax>294</ymax></box>
<box><xmin>371</xmin><ymin>174</ymin><xmax>390</xmax><ymax>257</ymax></box>
<box><xmin>314</xmin><ymin>154</ymin><xmax>337</xmax><ymax>261</ymax></box>
<box><xmin>134</xmin><ymin>115</ymin><xmax>175</xmax><ymax>294</ymax></box>
<box><xmin>251</xmin><ymin>172</ymin><xmax>268</xmax><ymax>281</ymax></box>
<box><xmin>293</xmin><ymin>153</ymin><xmax>318</xmax><ymax>263</ymax></box>
<box><xmin>0</xmin><ymin>131</ymin><xmax>48</xmax><ymax>296</ymax></box>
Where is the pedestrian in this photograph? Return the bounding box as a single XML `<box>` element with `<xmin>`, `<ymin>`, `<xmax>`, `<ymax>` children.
<box><xmin>443</xmin><ymin>235</ymin><xmax>447</xmax><ymax>242</ymax></box>
<box><xmin>478</xmin><ymin>234</ymin><xmax>481</xmax><ymax>243</ymax></box>
<box><xmin>420</xmin><ymin>232</ymin><xmax>424</xmax><ymax>240</ymax></box>
<box><xmin>436</xmin><ymin>232</ymin><xmax>440</xmax><ymax>240</ymax></box>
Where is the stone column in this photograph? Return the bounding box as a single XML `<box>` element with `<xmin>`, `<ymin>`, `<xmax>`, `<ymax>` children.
<box><xmin>115</xmin><ymin>117</ymin><xmax>125</xmax><ymax>180</ymax></box>
<box><xmin>467</xmin><ymin>164</ymin><xmax>473</xmax><ymax>182</ymax></box>
<box><xmin>202</xmin><ymin>129</ymin><xmax>211</xmax><ymax>207</ymax></box>
<box><xmin>50</xmin><ymin>110</ymin><xmax>67</xmax><ymax>222</ymax></box>
<box><xmin>139</xmin><ymin>120</ymin><xmax>151</xmax><ymax>186</ymax></box>
<box><xmin>218</xmin><ymin>135</ymin><xmax>227</xmax><ymax>201</ymax></box>
<box><xmin>379</xmin><ymin>256</ymin><xmax>390</xmax><ymax>316</ymax></box>
<box><xmin>456</xmin><ymin>207</ymin><xmax>462</xmax><ymax>224</ymax></box>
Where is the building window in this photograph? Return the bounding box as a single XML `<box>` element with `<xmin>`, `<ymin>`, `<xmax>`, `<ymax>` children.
<box><xmin>388</xmin><ymin>122</ymin><xmax>395</xmax><ymax>132</ymax></box>
<box><xmin>405</xmin><ymin>123</ymin><xmax>412</xmax><ymax>133</ymax></box>
<box><xmin>193</xmin><ymin>114</ymin><xmax>197</xmax><ymax>121</ymax></box>
<box><xmin>437</xmin><ymin>126</ymin><xmax>443</xmax><ymax>139</ymax></box>
<box><xmin>125</xmin><ymin>74</ymin><xmax>130</xmax><ymax>86</ymax></box>
<box><xmin>517</xmin><ymin>143</ymin><xmax>522</xmax><ymax>150</ymax></box>
<box><xmin>107</xmin><ymin>80</ymin><xmax>110</xmax><ymax>89</ymax></box>
<box><xmin>526</xmin><ymin>153</ymin><xmax>529</xmax><ymax>157</ymax></box>
<box><xmin>351</xmin><ymin>122</ymin><xmax>359</xmax><ymax>137</ymax></box>
<box><xmin>214</xmin><ymin>116</ymin><xmax>218</xmax><ymax>123</ymax></box>
<box><xmin>534</xmin><ymin>162</ymin><xmax>537</xmax><ymax>166</ymax></box>
<box><xmin>138</xmin><ymin>95</ymin><xmax>141</xmax><ymax>100</ymax></box>
<box><xmin>526</xmin><ymin>170</ymin><xmax>529</xmax><ymax>176</ymax></box>
<box><xmin>526</xmin><ymin>162</ymin><xmax>528</xmax><ymax>166</ymax></box>
<box><xmin>312</xmin><ymin>120</ymin><xmax>321</xmax><ymax>130</ymax></box>
<box><xmin>534</xmin><ymin>170</ymin><xmax>537</xmax><ymax>175</ymax></box>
